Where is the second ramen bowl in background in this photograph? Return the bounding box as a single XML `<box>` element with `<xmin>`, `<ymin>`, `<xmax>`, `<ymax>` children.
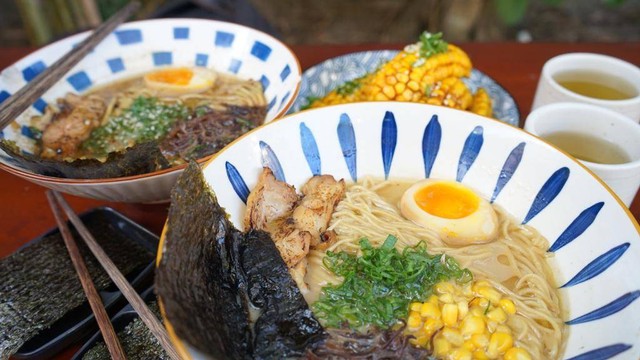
<box><xmin>0</xmin><ymin>18</ymin><xmax>301</xmax><ymax>203</ymax></box>
<box><xmin>531</xmin><ymin>53</ymin><xmax>640</xmax><ymax>122</ymax></box>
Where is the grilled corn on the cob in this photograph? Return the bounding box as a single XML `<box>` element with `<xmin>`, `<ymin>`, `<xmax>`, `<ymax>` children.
<box><xmin>306</xmin><ymin>32</ymin><xmax>493</xmax><ymax>118</ymax></box>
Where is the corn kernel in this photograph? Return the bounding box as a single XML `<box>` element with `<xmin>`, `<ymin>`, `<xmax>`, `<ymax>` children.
<box><xmin>382</xmin><ymin>85</ymin><xmax>395</xmax><ymax>99</ymax></box>
<box><xmin>396</xmin><ymin>72</ymin><xmax>409</xmax><ymax>84</ymax></box>
<box><xmin>486</xmin><ymin>320</ymin><xmax>498</xmax><ymax>333</ymax></box>
<box><xmin>410</xmin><ymin>302</ymin><xmax>422</xmax><ymax>312</ymax></box>
<box><xmin>457</xmin><ymin>301</ymin><xmax>469</xmax><ymax>319</ymax></box>
<box><xmin>409</xmin><ymin>334</ymin><xmax>430</xmax><ymax>347</ymax></box>
<box><xmin>471</xmin><ymin>333</ymin><xmax>490</xmax><ymax>348</ymax></box>
<box><xmin>451</xmin><ymin>348</ymin><xmax>473</xmax><ymax>360</ymax></box>
<box><xmin>470</xmin><ymin>297</ymin><xmax>490</xmax><ymax>309</ymax></box>
<box><xmin>461</xmin><ymin>315</ymin><xmax>486</xmax><ymax>336</ymax></box>
<box><xmin>504</xmin><ymin>347</ymin><xmax>532</xmax><ymax>360</ymax></box>
<box><xmin>394</xmin><ymin>83</ymin><xmax>406</xmax><ymax>95</ymax></box>
<box><xmin>386</xmin><ymin>76</ymin><xmax>397</xmax><ymax>85</ymax></box>
<box><xmin>436</xmin><ymin>282</ymin><xmax>455</xmax><ymax>294</ymax></box>
<box><xmin>374</xmin><ymin>93</ymin><xmax>388</xmax><ymax>101</ymax></box>
<box><xmin>499</xmin><ymin>299</ymin><xmax>517</xmax><ymax>315</ymax></box>
<box><xmin>439</xmin><ymin>293</ymin><xmax>454</xmax><ymax>304</ymax></box>
<box><xmin>420</xmin><ymin>302</ymin><xmax>441</xmax><ymax>319</ymax></box>
<box><xmin>487</xmin><ymin>332</ymin><xmax>514</xmax><ymax>358</ymax></box>
<box><xmin>463</xmin><ymin>339</ymin><xmax>476</xmax><ymax>351</ymax></box>
<box><xmin>473</xmin><ymin>349</ymin><xmax>490</xmax><ymax>360</ymax></box>
<box><xmin>441</xmin><ymin>327</ymin><xmax>464</xmax><ymax>346</ymax></box>
<box><xmin>428</xmin><ymin>294</ymin><xmax>439</xmax><ymax>305</ymax></box>
<box><xmin>475</xmin><ymin>286</ymin><xmax>502</xmax><ymax>304</ymax></box>
<box><xmin>472</xmin><ymin>280</ymin><xmax>492</xmax><ymax>290</ymax></box>
<box><xmin>486</xmin><ymin>307</ymin><xmax>507</xmax><ymax>324</ymax></box>
<box><xmin>442</xmin><ymin>303</ymin><xmax>459</xmax><ymax>327</ymax></box>
<box><xmin>423</xmin><ymin>317</ymin><xmax>444</xmax><ymax>335</ymax></box>
<box><xmin>407</xmin><ymin>80</ymin><xmax>420</xmax><ymax>92</ymax></box>
<box><xmin>433</xmin><ymin>337</ymin><xmax>452</xmax><ymax>357</ymax></box>
<box><xmin>407</xmin><ymin>311</ymin><xmax>422</xmax><ymax>330</ymax></box>
<box><xmin>495</xmin><ymin>324</ymin><xmax>512</xmax><ymax>334</ymax></box>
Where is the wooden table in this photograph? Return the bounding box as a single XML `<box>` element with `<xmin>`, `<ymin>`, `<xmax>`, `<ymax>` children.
<box><xmin>1</xmin><ymin>42</ymin><xmax>639</xmax><ymax>359</ymax></box>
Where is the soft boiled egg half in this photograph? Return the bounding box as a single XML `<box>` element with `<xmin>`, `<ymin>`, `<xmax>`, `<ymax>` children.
<box><xmin>400</xmin><ymin>179</ymin><xmax>498</xmax><ymax>246</ymax></box>
<box><xmin>143</xmin><ymin>67</ymin><xmax>216</xmax><ymax>96</ymax></box>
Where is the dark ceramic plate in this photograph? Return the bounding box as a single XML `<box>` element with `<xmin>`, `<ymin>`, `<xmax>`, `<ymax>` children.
<box><xmin>12</xmin><ymin>207</ymin><xmax>158</xmax><ymax>360</ymax></box>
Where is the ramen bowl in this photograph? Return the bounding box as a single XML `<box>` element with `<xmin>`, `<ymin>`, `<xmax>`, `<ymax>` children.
<box><xmin>0</xmin><ymin>18</ymin><xmax>301</xmax><ymax>203</ymax></box>
<box><xmin>158</xmin><ymin>102</ymin><xmax>640</xmax><ymax>359</ymax></box>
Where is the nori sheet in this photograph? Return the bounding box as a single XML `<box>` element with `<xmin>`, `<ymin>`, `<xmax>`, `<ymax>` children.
<box><xmin>155</xmin><ymin>162</ymin><xmax>325</xmax><ymax>359</ymax></box>
<box><xmin>82</xmin><ymin>302</ymin><xmax>169</xmax><ymax>360</ymax></box>
<box><xmin>0</xmin><ymin>214</ymin><xmax>155</xmax><ymax>360</ymax></box>
<box><xmin>0</xmin><ymin>140</ymin><xmax>170</xmax><ymax>179</ymax></box>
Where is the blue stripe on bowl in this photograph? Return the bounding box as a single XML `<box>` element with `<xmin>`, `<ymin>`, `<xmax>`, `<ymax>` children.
<box><xmin>22</xmin><ymin>60</ymin><xmax>46</xmax><ymax>82</ymax></box>
<box><xmin>491</xmin><ymin>142</ymin><xmax>525</xmax><ymax>203</ymax></box>
<box><xmin>280</xmin><ymin>65</ymin><xmax>291</xmax><ymax>82</ymax></box>
<box><xmin>115</xmin><ymin>29</ymin><xmax>142</xmax><ymax>45</ymax></box>
<box><xmin>0</xmin><ymin>90</ymin><xmax>10</xmax><ymax>104</ymax></box>
<box><xmin>107</xmin><ymin>58</ymin><xmax>125</xmax><ymax>73</ymax></box>
<box><xmin>153</xmin><ymin>52</ymin><xmax>173</xmax><ymax>66</ymax></box>
<box><xmin>173</xmin><ymin>27</ymin><xmax>189</xmax><ymax>39</ymax></box>
<box><xmin>561</xmin><ymin>243</ymin><xmax>630</xmax><ymax>288</ymax></box>
<box><xmin>422</xmin><ymin>114</ymin><xmax>441</xmax><ymax>178</ymax></box>
<box><xmin>260</xmin><ymin>75</ymin><xmax>270</xmax><ymax>91</ymax></box>
<box><xmin>267</xmin><ymin>97</ymin><xmax>276</xmax><ymax>112</ymax></box>
<box><xmin>228</xmin><ymin>59</ymin><xmax>242</xmax><ymax>74</ymax></box>
<box><xmin>457</xmin><ymin>126</ymin><xmax>483</xmax><ymax>182</ymax></box>
<box><xmin>20</xmin><ymin>125</ymin><xmax>36</xmax><ymax>139</ymax></box>
<box><xmin>523</xmin><ymin>167</ymin><xmax>570</xmax><ymax>224</ymax></box>
<box><xmin>338</xmin><ymin>113</ymin><xmax>357</xmax><ymax>182</ymax></box>
<box><xmin>67</xmin><ymin>71</ymin><xmax>92</xmax><ymax>92</ymax></box>
<box><xmin>548</xmin><ymin>202</ymin><xmax>604</xmax><ymax>252</ymax></box>
<box><xmin>567</xmin><ymin>344</ymin><xmax>632</xmax><ymax>360</ymax></box>
<box><xmin>33</xmin><ymin>98</ymin><xmax>47</xmax><ymax>113</ymax></box>
<box><xmin>381</xmin><ymin>111</ymin><xmax>397</xmax><ymax>180</ymax></box>
<box><xmin>215</xmin><ymin>31</ymin><xmax>235</xmax><ymax>47</ymax></box>
<box><xmin>566</xmin><ymin>290</ymin><xmax>640</xmax><ymax>325</ymax></box>
<box><xmin>260</xmin><ymin>141</ymin><xmax>285</xmax><ymax>182</ymax></box>
<box><xmin>278</xmin><ymin>91</ymin><xmax>291</xmax><ymax>110</ymax></box>
<box><xmin>225</xmin><ymin>161</ymin><xmax>249</xmax><ymax>204</ymax></box>
<box><xmin>300</xmin><ymin>122</ymin><xmax>321</xmax><ymax>175</ymax></box>
<box><xmin>195</xmin><ymin>53</ymin><xmax>208</xmax><ymax>67</ymax></box>
<box><xmin>251</xmin><ymin>41</ymin><xmax>272</xmax><ymax>61</ymax></box>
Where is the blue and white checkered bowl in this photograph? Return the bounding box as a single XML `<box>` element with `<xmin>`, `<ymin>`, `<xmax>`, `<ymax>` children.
<box><xmin>166</xmin><ymin>102</ymin><xmax>640</xmax><ymax>359</ymax></box>
<box><xmin>0</xmin><ymin>18</ymin><xmax>301</xmax><ymax>203</ymax></box>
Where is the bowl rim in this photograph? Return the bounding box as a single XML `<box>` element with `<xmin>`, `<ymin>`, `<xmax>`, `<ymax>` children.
<box><xmin>0</xmin><ymin>17</ymin><xmax>302</xmax><ymax>184</ymax></box>
<box><xmin>154</xmin><ymin>101</ymin><xmax>640</xmax><ymax>360</ymax></box>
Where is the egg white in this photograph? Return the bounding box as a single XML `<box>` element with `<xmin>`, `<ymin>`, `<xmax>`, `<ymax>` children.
<box><xmin>400</xmin><ymin>179</ymin><xmax>499</xmax><ymax>246</ymax></box>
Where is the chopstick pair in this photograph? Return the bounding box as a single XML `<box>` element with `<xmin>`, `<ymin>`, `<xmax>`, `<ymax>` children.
<box><xmin>46</xmin><ymin>190</ymin><xmax>181</xmax><ymax>360</ymax></box>
<box><xmin>0</xmin><ymin>2</ymin><xmax>139</xmax><ymax>130</ymax></box>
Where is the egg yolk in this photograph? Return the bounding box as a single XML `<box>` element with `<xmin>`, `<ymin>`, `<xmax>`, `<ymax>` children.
<box><xmin>145</xmin><ymin>68</ymin><xmax>194</xmax><ymax>86</ymax></box>
<box><xmin>414</xmin><ymin>183</ymin><xmax>479</xmax><ymax>219</ymax></box>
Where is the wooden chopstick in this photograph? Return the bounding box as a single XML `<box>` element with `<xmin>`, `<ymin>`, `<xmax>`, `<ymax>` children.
<box><xmin>45</xmin><ymin>192</ymin><xmax>126</xmax><ymax>360</ymax></box>
<box><xmin>0</xmin><ymin>1</ymin><xmax>140</xmax><ymax>130</ymax></box>
<box><xmin>48</xmin><ymin>190</ymin><xmax>181</xmax><ymax>360</ymax></box>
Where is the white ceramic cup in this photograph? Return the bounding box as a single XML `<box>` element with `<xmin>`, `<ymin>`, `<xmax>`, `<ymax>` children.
<box><xmin>525</xmin><ymin>102</ymin><xmax>640</xmax><ymax>207</ymax></box>
<box><xmin>531</xmin><ymin>53</ymin><xmax>640</xmax><ymax>122</ymax></box>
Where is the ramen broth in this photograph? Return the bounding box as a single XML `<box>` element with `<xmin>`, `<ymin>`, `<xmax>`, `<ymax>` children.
<box><xmin>543</xmin><ymin>131</ymin><xmax>631</xmax><ymax>164</ymax></box>
<box><xmin>554</xmin><ymin>70</ymin><xmax>638</xmax><ymax>100</ymax></box>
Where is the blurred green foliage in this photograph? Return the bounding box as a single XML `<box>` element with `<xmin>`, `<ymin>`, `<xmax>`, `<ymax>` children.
<box><xmin>494</xmin><ymin>0</ymin><xmax>627</xmax><ymax>26</ymax></box>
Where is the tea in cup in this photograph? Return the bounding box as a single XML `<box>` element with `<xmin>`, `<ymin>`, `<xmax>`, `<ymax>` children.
<box><xmin>525</xmin><ymin>102</ymin><xmax>640</xmax><ymax>206</ymax></box>
<box><xmin>531</xmin><ymin>53</ymin><xmax>640</xmax><ymax>122</ymax></box>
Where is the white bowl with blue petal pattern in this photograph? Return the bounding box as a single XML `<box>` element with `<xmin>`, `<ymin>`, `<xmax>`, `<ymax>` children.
<box><xmin>189</xmin><ymin>102</ymin><xmax>640</xmax><ymax>359</ymax></box>
<box><xmin>0</xmin><ymin>18</ymin><xmax>301</xmax><ymax>203</ymax></box>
